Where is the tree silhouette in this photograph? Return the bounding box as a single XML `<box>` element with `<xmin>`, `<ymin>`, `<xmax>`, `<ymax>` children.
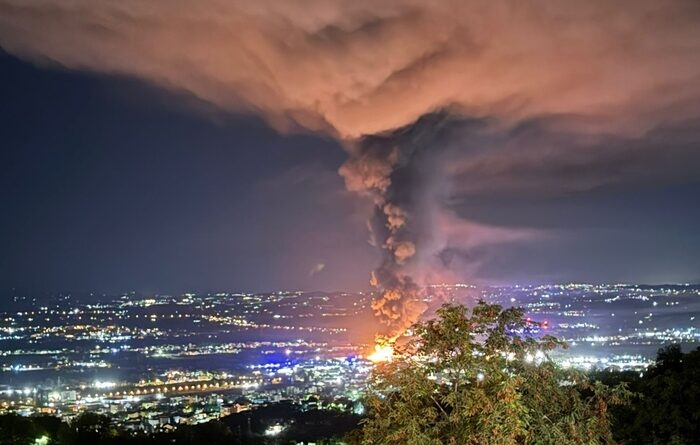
<box><xmin>600</xmin><ymin>345</ymin><xmax>700</xmax><ymax>445</ymax></box>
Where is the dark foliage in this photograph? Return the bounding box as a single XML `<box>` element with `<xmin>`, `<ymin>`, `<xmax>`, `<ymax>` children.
<box><xmin>595</xmin><ymin>345</ymin><xmax>700</xmax><ymax>445</ymax></box>
<box><xmin>0</xmin><ymin>403</ymin><xmax>359</xmax><ymax>445</ymax></box>
<box><xmin>221</xmin><ymin>400</ymin><xmax>361</xmax><ymax>443</ymax></box>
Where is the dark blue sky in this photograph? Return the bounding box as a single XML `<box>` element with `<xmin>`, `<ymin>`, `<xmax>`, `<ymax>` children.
<box><xmin>0</xmin><ymin>53</ymin><xmax>376</xmax><ymax>294</ymax></box>
<box><xmin>1</xmin><ymin>51</ymin><xmax>699</xmax><ymax>296</ymax></box>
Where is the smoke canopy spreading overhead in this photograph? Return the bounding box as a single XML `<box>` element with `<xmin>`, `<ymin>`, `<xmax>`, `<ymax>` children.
<box><xmin>2</xmin><ymin>0</ymin><xmax>700</xmax><ymax>329</ymax></box>
<box><xmin>2</xmin><ymin>0</ymin><xmax>700</xmax><ymax>138</ymax></box>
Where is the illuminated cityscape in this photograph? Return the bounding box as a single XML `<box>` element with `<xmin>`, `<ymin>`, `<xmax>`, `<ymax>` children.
<box><xmin>0</xmin><ymin>284</ymin><xmax>697</xmax><ymax>434</ymax></box>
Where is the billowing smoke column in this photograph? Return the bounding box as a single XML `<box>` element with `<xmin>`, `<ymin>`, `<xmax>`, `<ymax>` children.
<box><xmin>340</xmin><ymin>113</ymin><xmax>455</xmax><ymax>340</ymax></box>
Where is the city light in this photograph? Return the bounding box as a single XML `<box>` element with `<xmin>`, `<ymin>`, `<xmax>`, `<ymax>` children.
<box><xmin>264</xmin><ymin>424</ymin><xmax>284</xmax><ymax>436</ymax></box>
<box><xmin>0</xmin><ymin>284</ymin><xmax>697</xmax><ymax>433</ymax></box>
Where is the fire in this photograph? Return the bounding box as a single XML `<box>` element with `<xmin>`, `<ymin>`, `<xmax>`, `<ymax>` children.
<box><xmin>367</xmin><ymin>342</ymin><xmax>395</xmax><ymax>363</ymax></box>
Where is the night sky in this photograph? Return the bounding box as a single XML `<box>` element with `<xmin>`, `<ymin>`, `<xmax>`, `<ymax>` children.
<box><xmin>0</xmin><ymin>53</ymin><xmax>375</xmax><ymax>294</ymax></box>
<box><xmin>1</xmin><ymin>2</ymin><xmax>700</xmax><ymax>296</ymax></box>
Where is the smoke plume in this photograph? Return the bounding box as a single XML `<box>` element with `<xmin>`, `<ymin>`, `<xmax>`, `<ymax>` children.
<box><xmin>339</xmin><ymin>113</ymin><xmax>460</xmax><ymax>338</ymax></box>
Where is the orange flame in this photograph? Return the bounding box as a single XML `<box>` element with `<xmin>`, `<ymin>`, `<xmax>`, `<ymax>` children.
<box><xmin>367</xmin><ymin>342</ymin><xmax>395</xmax><ymax>363</ymax></box>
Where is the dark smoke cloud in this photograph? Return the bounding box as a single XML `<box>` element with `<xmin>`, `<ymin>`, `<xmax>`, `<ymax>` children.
<box><xmin>339</xmin><ymin>114</ymin><xmax>454</xmax><ymax>336</ymax></box>
<box><xmin>445</xmin><ymin>115</ymin><xmax>700</xmax><ymax>199</ymax></box>
<box><xmin>339</xmin><ymin>114</ymin><xmax>535</xmax><ymax>337</ymax></box>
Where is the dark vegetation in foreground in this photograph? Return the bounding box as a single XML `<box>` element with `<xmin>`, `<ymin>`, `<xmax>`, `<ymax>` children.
<box><xmin>0</xmin><ymin>303</ymin><xmax>698</xmax><ymax>445</ymax></box>
<box><xmin>0</xmin><ymin>404</ymin><xmax>361</xmax><ymax>445</ymax></box>
<box><xmin>596</xmin><ymin>344</ymin><xmax>700</xmax><ymax>445</ymax></box>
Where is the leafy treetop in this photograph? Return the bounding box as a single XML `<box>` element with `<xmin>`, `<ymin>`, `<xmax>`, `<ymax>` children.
<box><xmin>356</xmin><ymin>302</ymin><xmax>630</xmax><ymax>445</ymax></box>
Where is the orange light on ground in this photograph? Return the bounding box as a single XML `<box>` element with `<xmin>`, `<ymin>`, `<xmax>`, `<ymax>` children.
<box><xmin>367</xmin><ymin>343</ymin><xmax>394</xmax><ymax>363</ymax></box>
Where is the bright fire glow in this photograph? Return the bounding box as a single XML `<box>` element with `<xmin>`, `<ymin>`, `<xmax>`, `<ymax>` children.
<box><xmin>367</xmin><ymin>343</ymin><xmax>394</xmax><ymax>363</ymax></box>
